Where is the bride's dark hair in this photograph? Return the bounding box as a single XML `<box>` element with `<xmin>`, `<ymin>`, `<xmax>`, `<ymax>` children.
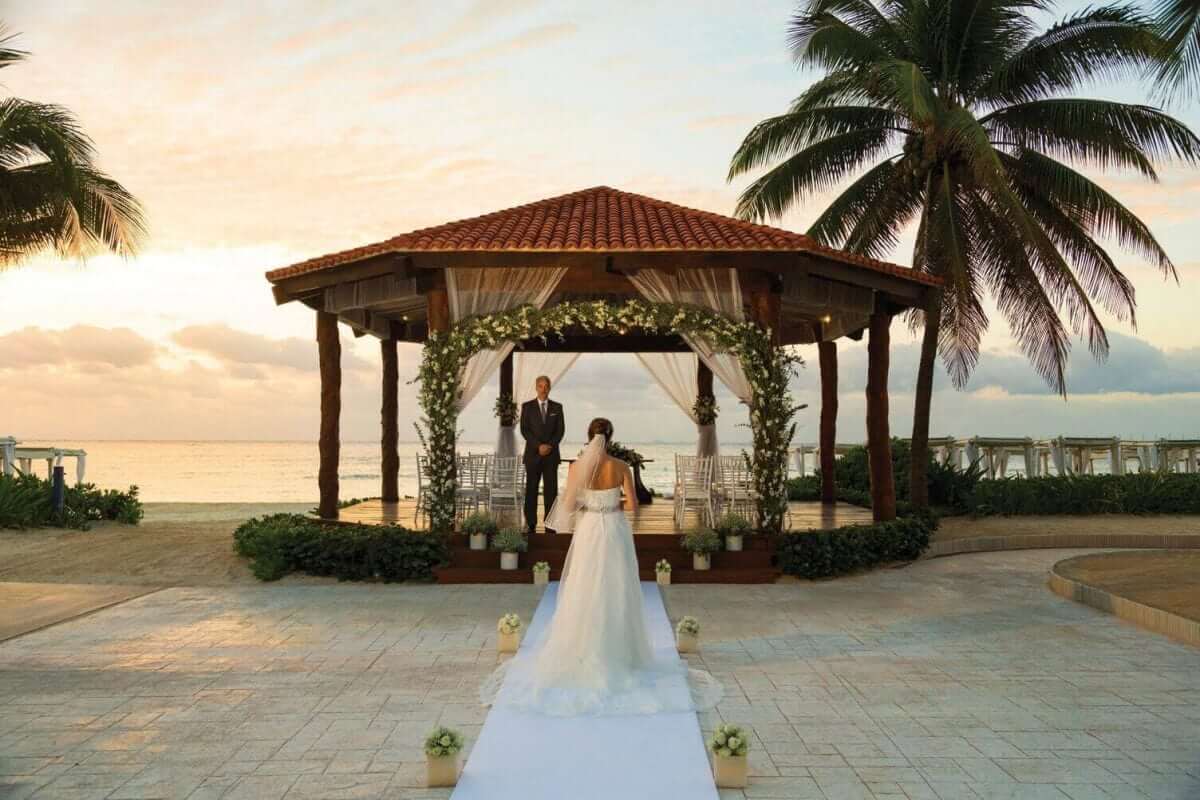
<box><xmin>587</xmin><ymin>417</ymin><xmax>614</xmax><ymax>441</ymax></box>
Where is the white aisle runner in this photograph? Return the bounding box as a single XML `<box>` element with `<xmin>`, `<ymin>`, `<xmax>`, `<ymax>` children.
<box><xmin>452</xmin><ymin>582</ymin><xmax>718</xmax><ymax>800</ymax></box>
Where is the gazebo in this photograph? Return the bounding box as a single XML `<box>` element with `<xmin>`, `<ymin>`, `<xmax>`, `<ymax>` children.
<box><xmin>266</xmin><ymin>186</ymin><xmax>940</xmax><ymax>529</ymax></box>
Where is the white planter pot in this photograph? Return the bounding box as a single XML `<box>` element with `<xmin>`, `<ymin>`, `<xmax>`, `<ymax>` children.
<box><xmin>676</xmin><ymin>630</ymin><xmax>699</xmax><ymax>653</ymax></box>
<box><xmin>693</xmin><ymin>553</ymin><xmax>711</xmax><ymax>571</ymax></box>
<box><xmin>500</xmin><ymin>552</ymin><xmax>519</xmax><ymax>570</ymax></box>
<box><xmin>712</xmin><ymin>753</ymin><xmax>747</xmax><ymax>788</ymax></box>
<box><xmin>725</xmin><ymin>535</ymin><xmax>743</xmax><ymax>552</ymax></box>
<box><xmin>656</xmin><ymin>571</ymin><xmax>671</xmax><ymax>586</ymax></box>
<box><xmin>533</xmin><ymin>570</ymin><xmax>549</xmax><ymax>586</ymax></box>
<box><xmin>426</xmin><ymin>754</ymin><xmax>460</xmax><ymax>787</ymax></box>
<box><xmin>498</xmin><ymin>630</ymin><xmax>520</xmax><ymax>653</ymax></box>
<box><xmin>468</xmin><ymin>532</ymin><xmax>487</xmax><ymax>550</ymax></box>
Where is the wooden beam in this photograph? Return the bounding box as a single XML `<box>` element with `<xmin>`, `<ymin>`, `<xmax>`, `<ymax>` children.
<box><xmin>317</xmin><ymin>311</ymin><xmax>341</xmax><ymax>519</ymax></box>
<box><xmin>747</xmin><ymin>285</ymin><xmax>782</xmax><ymax>346</ymax></box>
<box><xmin>426</xmin><ymin>285</ymin><xmax>450</xmax><ymax>333</ymax></box>
<box><xmin>697</xmin><ymin>360</ymin><xmax>714</xmax><ymax>400</ymax></box>
<box><xmin>865</xmin><ymin>310</ymin><xmax>896</xmax><ymax>522</ymax></box>
<box><xmin>818</xmin><ymin>337</ymin><xmax>838</xmax><ymax>505</ymax></box>
<box><xmin>381</xmin><ymin>338</ymin><xmax>399</xmax><ymax>503</ymax></box>
<box><xmin>499</xmin><ymin>351</ymin><xmax>513</xmax><ymax>398</ymax></box>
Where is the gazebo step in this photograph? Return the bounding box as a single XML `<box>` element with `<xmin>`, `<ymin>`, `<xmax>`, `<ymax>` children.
<box><xmin>433</xmin><ymin>566</ymin><xmax>779</xmax><ymax>585</ymax></box>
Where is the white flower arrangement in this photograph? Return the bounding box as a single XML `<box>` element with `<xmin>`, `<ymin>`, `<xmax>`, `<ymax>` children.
<box><xmin>424</xmin><ymin>726</ymin><xmax>464</xmax><ymax>758</ymax></box>
<box><xmin>498</xmin><ymin>613</ymin><xmax>522</xmax><ymax>635</ymax></box>
<box><xmin>655</xmin><ymin>559</ymin><xmax>672</xmax><ymax>574</ymax></box>
<box><xmin>416</xmin><ymin>299</ymin><xmax>801</xmax><ymax>535</ymax></box>
<box><xmin>676</xmin><ymin>616</ymin><xmax>700</xmax><ymax>636</ymax></box>
<box><xmin>709</xmin><ymin>723</ymin><xmax>749</xmax><ymax>758</ymax></box>
<box><xmin>532</xmin><ymin>561</ymin><xmax>550</xmax><ymax>574</ymax></box>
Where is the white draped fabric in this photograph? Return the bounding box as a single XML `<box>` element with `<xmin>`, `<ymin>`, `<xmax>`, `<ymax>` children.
<box><xmin>628</xmin><ymin>269</ymin><xmax>752</xmax><ymax>402</ymax></box>
<box><xmin>515</xmin><ymin>352</ymin><xmax>581</xmax><ymax>406</ymax></box>
<box><xmin>446</xmin><ymin>267</ymin><xmax>566</xmax><ymax>412</ymax></box>
<box><xmin>635</xmin><ymin>352</ymin><xmax>720</xmax><ymax>458</ymax></box>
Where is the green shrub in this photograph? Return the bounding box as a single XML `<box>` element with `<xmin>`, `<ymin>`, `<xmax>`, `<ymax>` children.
<box><xmin>233</xmin><ymin>513</ymin><xmax>449</xmax><ymax>582</ymax></box>
<box><xmin>776</xmin><ymin>514</ymin><xmax>936</xmax><ymax>579</ymax></box>
<box><xmin>461</xmin><ymin>512</ymin><xmax>500</xmax><ymax>536</ymax></box>
<box><xmin>490</xmin><ymin>528</ymin><xmax>527</xmax><ymax>553</ymax></box>
<box><xmin>0</xmin><ymin>473</ymin><xmax>142</xmax><ymax>529</ymax></box>
<box><xmin>968</xmin><ymin>473</ymin><xmax>1200</xmax><ymax>516</ymax></box>
<box><xmin>712</xmin><ymin>512</ymin><xmax>753</xmax><ymax>537</ymax></box>
<box><xmin>681</xmin><ymin>527</ymin><xmax>722</xmax><ymax>554</ymax></box>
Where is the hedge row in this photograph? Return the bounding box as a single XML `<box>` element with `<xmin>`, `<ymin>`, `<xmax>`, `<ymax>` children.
<box><xmin>968</xmin><ymin>473</ymin><xmax>1200</xmax><ymax>516</ymax></box>
<box><xmin>776</xmin><ymin>514</ymin><xmax>936</xmax><ymax>579</ymax></box>
<box><xmin>233</xmin><ymin>514</ymin><xmax>449</xmax><ymax>582</ymax></box>
<box><xmin>0</xmin><ymin>473</ymin><xmax>143</xmax><ymax>529</ymax></box>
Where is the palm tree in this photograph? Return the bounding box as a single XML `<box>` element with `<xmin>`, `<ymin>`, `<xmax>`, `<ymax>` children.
<box><xmin>1151</xmin><ymin>0</ymin><xmax>1200</xmax><ymax>96</ymax></box>
<box><xmin>728</xmin><ymin>0</ymin><xmax>1199</xmax><ymax>509</ymax></box>
<box><xmin>0</xmin><ymin>29</ymin><xmax>144</xmax><ymax>268</ymax></box>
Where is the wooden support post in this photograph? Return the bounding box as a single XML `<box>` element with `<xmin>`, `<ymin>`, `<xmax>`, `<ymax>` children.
<box><xmin>500</xmin><ymin>351</ymin><xmax>513</xmax><ymax>400</ymax></box>
<box><xmin>817</xmin><ymin>338</ymin><xmax>838</xmax><ymax>505</ymax></box>
<box><xmin>748</xmin><ymin>285</ymin><xmax>782</xmax><ymax>346</ymax></box>
<box><xmin>317</xmin><ymin>310</ymin><xmax>341</xmax><ymax>519</ymax></box>
<box><xmin>697</xmin><ymin>359</ymin><xmax>714</xmax><ymax>401</ymax></box>
<box><xmin>866</xmin><ymin>310</ymin><xmax>896</xmax><ymax>522</ymax></box>
<box><xmin>427</xmin><ymin>285</ymin><xmax>450</xmax><ymax>334</ymax></box>
<box><xmin>381</xmin><ymin>337</ymin><xmax>399</xmax><ymax>503</ymax></box>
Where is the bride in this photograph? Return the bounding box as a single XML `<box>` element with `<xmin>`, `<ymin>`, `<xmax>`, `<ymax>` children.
<box><xmin>481</xmin><ymin>417</ymin><xmax>722</xmax><ymax>717</ymax></box>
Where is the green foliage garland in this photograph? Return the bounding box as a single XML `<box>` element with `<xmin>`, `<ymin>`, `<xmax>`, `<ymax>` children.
<box><xmin>416</xmin><ymin>299</ymin><xmax>803</xmax><ymax>534</ymax></box>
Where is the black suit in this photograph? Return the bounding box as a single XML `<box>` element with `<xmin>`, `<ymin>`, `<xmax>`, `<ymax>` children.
<box><xmin>520</xmin><ymin>398</ymin><xmax>564</xmax><ymax>533</ymax></box>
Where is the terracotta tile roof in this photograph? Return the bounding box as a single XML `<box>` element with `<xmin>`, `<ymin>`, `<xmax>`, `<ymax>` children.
<box><xmin>266</xmin><ymin>186</ymin><xmax>940</xmax><ymax>287</ymax></box>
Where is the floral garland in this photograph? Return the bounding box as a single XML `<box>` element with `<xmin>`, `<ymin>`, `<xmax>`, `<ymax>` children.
<box><xmin>606</xmin><ymin>440</ymin><xmax>646</xmax><ymax>469</ymax></box>
<box><xmin>693</xmin><ymin>394</ymin><xmax>719</xmax><ymax>425</ymax></box>
<box><xmin>416</xmin><ymin>299</ymin><xmax>802</xmax><ymax>534</ymax></box>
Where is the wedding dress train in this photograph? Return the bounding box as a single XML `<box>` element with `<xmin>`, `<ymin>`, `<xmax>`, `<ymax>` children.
<box><xmin>480</xmin><ymin>485</ymin><xmax>723</xmax><ymax>717</ymax></box>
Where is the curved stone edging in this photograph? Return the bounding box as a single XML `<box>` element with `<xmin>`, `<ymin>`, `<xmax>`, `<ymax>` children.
<box><xmin>924</xmin><ymin>532</ymin><xmax>1200</xmax><ymax>559</ymax></box>
<box><xmin>1048</xmin><ymin>561</ymin><xmax>1200</xmax><ymax>647</ymax></box>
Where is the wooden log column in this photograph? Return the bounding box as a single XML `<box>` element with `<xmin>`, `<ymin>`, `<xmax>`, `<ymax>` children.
<box><xmin>817</xmin><ymin>338</ymin><xmax>838</xmax><ymax>505</ymax></box>
<box><xmin>697</xmin><ymin>360</ymin><xmax>714</xmax><ymax>403</ymax></box>
<box><xmin>380</xmin><ymin>336</ymin><xmax>399</xmax><ymax>503</ymax></box>
<box><xmin>317</xmin><ymin>310</ymin><xmax>341</xmax><ymax>519</ymax></box>
<box><xmin>866</xmin><ymin>310</ymin><xmax>897</xmax><ymax>522</ymax></box>
<box><xmin>499</xmin><ymin>351</ymin><xmax>513</xmax><ymax>401</ymax></box>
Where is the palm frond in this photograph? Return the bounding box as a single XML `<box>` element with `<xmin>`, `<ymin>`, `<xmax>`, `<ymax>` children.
<box><xmin>1150</xmin><ymin>0</ymin><xmax>1200</xmax><ymax>99</ymax></box>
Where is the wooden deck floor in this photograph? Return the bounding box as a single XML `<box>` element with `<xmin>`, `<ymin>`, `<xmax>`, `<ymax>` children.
<box><xmin>335</xmin><ymin>497</ymin><xmax>874</xmax><ymax>532</ymax></box>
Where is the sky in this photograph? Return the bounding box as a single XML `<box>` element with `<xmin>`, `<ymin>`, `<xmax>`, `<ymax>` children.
<box><xmin>2</xmin><ymin>0</ymin><xmax>1199</xmax><ymax>446</ymax></box>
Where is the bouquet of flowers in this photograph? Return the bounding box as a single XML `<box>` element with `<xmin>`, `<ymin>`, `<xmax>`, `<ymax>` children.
<box><xmin>655</xmin><ymin>559</ymin><xmax>672</xmax><ymax>574</ymax></box>
<box><xmin>709</xmin><ymin>724</ymin><xmax>749</xmax><ymax>758</ymax></box>
<box><xmin>693</xmin><ymin>395</ymin><xmax>719</xmax><ymax>425</ymax></box>
<box><xmin>532</xmin><ymin>561</ymin><xmax>550</xmax><ymax>574</ymax></box>
<box><xmin>493</xmin><ymin>393</ymin><xmax>517</xmax><ymax>426</ymax></box>
<box><xmin>424</xmin><ymin>726</ymin><xmax>465</xmax><ymax>758</ymax></box>
<box><xmin>606</xmin><ymin>440</ymin><xmax>646</xmax><ymax>468</ymax></box>
<box><xmin>498</xmin><ymin>613</ymin><xmax>522</xmax><ymax>636</ymax></box>
<box><xmin>676</xmin><ymin>616</ymin><xmax>700</xmax><ymax>636</ymax></box>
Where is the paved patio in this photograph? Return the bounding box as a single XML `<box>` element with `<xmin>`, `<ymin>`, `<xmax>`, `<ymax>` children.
<box><xmin>1</xmin><ymin>550</ymin><xmax>1197</xmax><ymax>799</ymax></box>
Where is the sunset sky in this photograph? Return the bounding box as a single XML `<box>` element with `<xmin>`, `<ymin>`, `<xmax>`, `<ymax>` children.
<box><xmin>3</xmin><ymin>0</ymin><xmax>1200</xmax><ymax>445</ymax></box>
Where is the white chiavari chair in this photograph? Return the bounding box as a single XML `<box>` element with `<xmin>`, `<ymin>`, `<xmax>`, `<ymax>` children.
<box><xmin>674</xmin><ymin>454</ymin><xmax>715</xmax><ymax>528</ymax></box>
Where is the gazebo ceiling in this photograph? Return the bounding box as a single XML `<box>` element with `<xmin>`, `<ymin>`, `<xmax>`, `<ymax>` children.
<box><xmin>267</xmin><ymin>185</ymin><xmax>941</xmax><ymax>346</ymax></box>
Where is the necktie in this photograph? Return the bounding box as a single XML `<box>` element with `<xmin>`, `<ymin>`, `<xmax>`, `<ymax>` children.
<box><xmin>540</xmin><ymin>401</ymin><xmax>546</xmax><ymax>421</ymax></box>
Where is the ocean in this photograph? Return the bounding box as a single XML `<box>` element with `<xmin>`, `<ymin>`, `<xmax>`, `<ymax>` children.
<box><xmin>17</xmin><ymin>440</ymin><xmax>754</xmax><ymax>503</ymax></box>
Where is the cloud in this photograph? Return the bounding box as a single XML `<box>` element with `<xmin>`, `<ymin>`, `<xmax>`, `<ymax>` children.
<box><xmin>0</xmin><ymin>326</ymin><xmax>158</xmax><ymax>369</ymax></box>
<box><xmin>172</xmin><ymin>324</ymin><xmax>371</xmax><ymax>372</ymax></box>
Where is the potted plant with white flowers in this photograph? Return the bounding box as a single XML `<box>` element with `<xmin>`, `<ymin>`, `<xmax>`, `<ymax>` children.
<box><xmin>424</xmin><ymin>725</ymin><xmax>465</xmax><ymax>787</ymax></box>
<box><xmin>709</xmin><ymin>723</ymin><xmax>749</xmax><ymax>788</ymax></box>
<box><xmin>713</xmin><ymin>512</ymin><xmax>753</xmax><ymax>552</ymax></box>
<box><xmin>655</xmin><ymin>559</ymin><xmax>672</xmax><ymax>586</ymax></box>
<box><xmin>675</xmin><ymin>615</ymin><xmax>700</xmax><ymax>653</ymax></box>
<box><xmin>462</xmin><ymin>511</ymin><xmax>498</xmax><ymax>551</ymax></box>
<box><xmin>491</xmin><ymin>528</ymin><xmax>527</xmax><ymax>570</ymax></box>
<box><xmin>681</xmin><ymin>528</ymin><xmax>721</xmax><ymax>570</ymax></box>
<box><xmin>497</xmin><ymin>613</ymin><xmax>522</xmax><ymax>653</ymax></box>
<box><xmin>532</xmin><ymin>561</ymin><xmax>551</xmax><ymax>586</ymax></box>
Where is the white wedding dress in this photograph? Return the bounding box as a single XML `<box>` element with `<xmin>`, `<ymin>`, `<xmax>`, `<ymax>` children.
<box><xmin>480</xmin><ymin>481</ymin><xmax>723</xmax><ymax>717</ymax></box>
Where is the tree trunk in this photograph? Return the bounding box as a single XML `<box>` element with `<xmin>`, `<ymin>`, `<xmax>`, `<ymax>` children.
<box><xmin>317</xmin><ymin>311</ymin><xmax>341</xmax><ymax>519</ymax></box>
<box><xmin>380</xmin><ymin>337</ymin><xmax>399</xmax><ymax>503</ymax></box>
<box><xmin>910</xmin><ymin>290</ymin><xmax>942</xmax><ymax>510</ymax></box>
<box><xmin>817</xmin><ymin>339</ymin><xmax>838</xmax><ymax>504</ymax></box>
<box><xmin>866</xmin><ymin>311</ymin><xmax>896</xmax><ymax>522</ymax></box>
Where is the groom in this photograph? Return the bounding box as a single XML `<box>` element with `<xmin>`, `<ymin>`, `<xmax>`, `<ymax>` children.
<box><xmin>520</xmin><ymin>375</ymin><xmax>564</xmax><ymax>535</ymax></box>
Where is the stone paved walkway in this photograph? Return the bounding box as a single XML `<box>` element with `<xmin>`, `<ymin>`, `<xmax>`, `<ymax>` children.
<box><xmin>0</xmin><ymin>550</ymin><xmax>1197</xmax><ymax>799</ymax></box>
